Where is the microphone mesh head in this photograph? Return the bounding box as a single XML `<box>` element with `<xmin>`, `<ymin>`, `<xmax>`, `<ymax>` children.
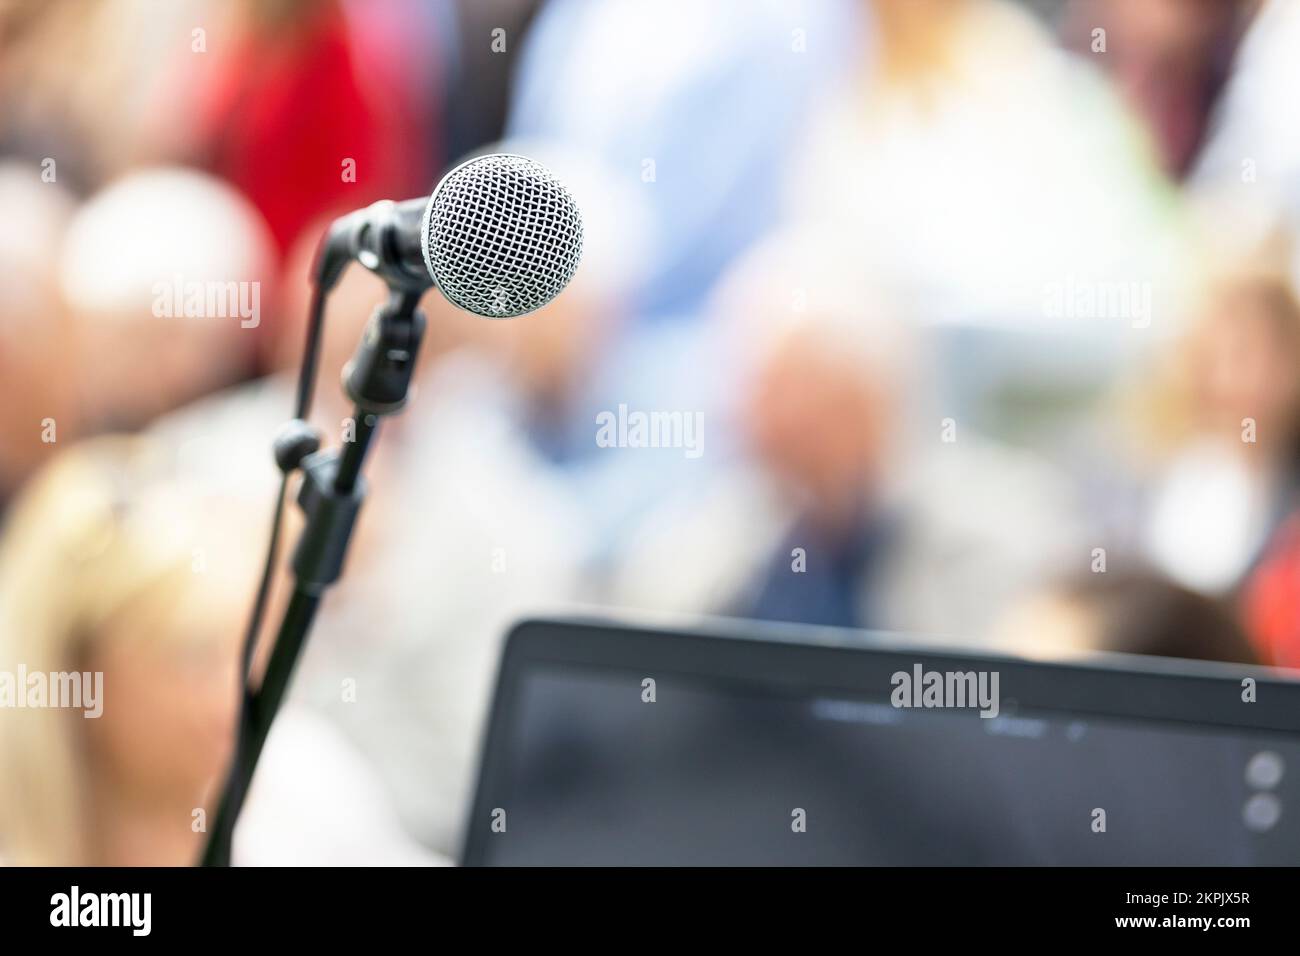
<box><xmin>422</xmin><ymin>154</ymin><xmax>583</xmax><ymax>318</ymax></box>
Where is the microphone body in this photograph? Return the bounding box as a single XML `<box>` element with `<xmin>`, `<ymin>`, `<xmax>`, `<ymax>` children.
<box><xmin>315</xmin><ymin>153</ymin><xmax>584</xmax><ymax>316</ymax></box>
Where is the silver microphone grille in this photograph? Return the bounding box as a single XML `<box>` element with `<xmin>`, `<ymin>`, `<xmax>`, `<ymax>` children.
<box><xmin>421</xmin><ymin>153</ymin><xmax>583</xmax><ymax>318</ymax></box>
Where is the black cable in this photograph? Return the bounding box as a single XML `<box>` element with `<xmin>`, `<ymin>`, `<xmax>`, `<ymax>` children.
<box><xmin>295</xmin><ymin>283</ymin><xmax>327</xmax><ymax>420</ymax></box>
<box><xmin>203</xmin><ymin>282</ymin><xmax>328</xmax><ymax>865</ymax></box>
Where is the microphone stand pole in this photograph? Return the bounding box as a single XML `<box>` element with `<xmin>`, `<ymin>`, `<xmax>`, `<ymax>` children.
<box><xmin>200</xmin><ymin>286</ymin><xmax>425</xmax><ymax>866</ymax></box>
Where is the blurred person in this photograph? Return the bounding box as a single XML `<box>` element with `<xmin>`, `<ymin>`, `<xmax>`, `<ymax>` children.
<box><xmin>1064</xmin><ymin>1</ymin><xmax>1300</xmax><ymax>344</ymax></box>
<box><xmin>0</xmin><ymin>0</ymin><xmax>215</xmax><ymax>191</ymax></box>
<box><xmin>792</xmin><ymin>0</ymin><xmax>1183</xmax><ymax>324</ymax></box>
<box><xmin>440</xmin><ymin>0</ymin><xmax>542</xmax><ymax>161</ymax></box>
<box><xmin>1127</xmin><ymin>241</ymin><xmax>1300</xmax><ymax>595</ymax></box>
<box><xmin>509</xmin><ymin>0</ymin><xmax>863</xmax><ymax>324</ymax></box>
<box><xmin>0</xmin><ymin>0</ymin><xmax>441</xmax><ymax>220</ymax></box>
<box><xmin>0</xmin><ymin>435</ymin><xmax>440</xmax><ymax>865</ymax></box>
<box><xmin>58</xmin><ymin>166</ymin><xmax>276</xmax><ymax>433</ymax></box>
<box><xmin>995</xmin><ymin>569</ymin><xmax>1259</xmax><ymax>665</ymax></box>
<box><xmin>789</xmin><ymin>0</ymin><xmax>1188</xmax><ymax>454</ymax></box>
<box><xmin>0</xmin><ymin>162</ymin><xmax>78</xmax><ymax>504</ymax></box>
<box><xmin>1186</xmin><ymin>0</ymin><xmax>1300</xmax><ymax>257</ymax></box>
<box><xmin>1074</xmin><ymin>0</ymin><xmax>1300</xmax><ymax>208</ymax></box>
<box><xmin>611</xmin><ymin>229</ymin><xmax>1081</xmax><ymax>642</ymax></box>
<box><xmin>505</xmin><ymin>0</ymin><xmax>867</xmax><ymax>496</ymax></box>
<box><xmin>1061</xmin><ymin>0</ymin><xmax>1255</xmax><ymax>180</ymax></box>
<box><xmin>0</xmin><ymin>435</ymin><xmax>251</xmax><ymax>865</ymax></box>
<box><xmin>0</xmin><ymin>0</ymin><xmax>446</xmax><ymax>360</ymax></box>
<box><xmin>186</xmin><ymin>0</ymin><xmax>443</xmax><ymax>260</ymax></box>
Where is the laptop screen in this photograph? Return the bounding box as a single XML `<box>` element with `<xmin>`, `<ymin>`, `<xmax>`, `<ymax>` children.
<box><xmin>462</xmin><ymin>619</ymin><xmax>1300</xmax><ymax>865</ymax></box>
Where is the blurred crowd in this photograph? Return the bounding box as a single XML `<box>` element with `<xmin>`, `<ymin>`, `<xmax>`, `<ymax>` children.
<box><xmin>2</xmin><ymin>0</ymin><xmax>1299</xmax><ymax>864</ymax></box>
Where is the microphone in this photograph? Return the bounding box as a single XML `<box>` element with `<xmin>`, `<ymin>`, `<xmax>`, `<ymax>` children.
<box><xmin>317</xmin><ymin>153</ymin><xmax>584</xmax><ymax>317</ymax></box>
<box><xmin>203</xmin><ymin>154</ymin><xmax>583</xmax><ymax>867</ymax></box>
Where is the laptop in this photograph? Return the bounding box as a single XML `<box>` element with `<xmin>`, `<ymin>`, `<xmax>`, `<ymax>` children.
<box><xmin>461</xmin><ymin>616</ymin><xmax>1300</xmax><ymax>865</ymax></box>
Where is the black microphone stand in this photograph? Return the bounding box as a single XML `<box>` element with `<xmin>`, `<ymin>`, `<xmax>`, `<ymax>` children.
<box><xmin>200</xmin><ymin>281</ymin><xmax>426</xmax><ymax>867</ymax></box>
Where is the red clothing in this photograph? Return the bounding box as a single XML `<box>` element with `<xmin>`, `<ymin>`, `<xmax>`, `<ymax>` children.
<box><xmin>195</xmin><ymin>3</ymin><xmax>436</xmax><ymax>260</ymax></box>
<box><xmin>1241</xmin><ymin>513</ymin><xmax>1300</xmax><ymax>668</ymax></box>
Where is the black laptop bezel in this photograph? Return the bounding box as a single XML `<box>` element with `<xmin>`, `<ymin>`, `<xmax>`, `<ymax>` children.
<box><xmin>460</xmin><ymin>614</ymin><xmax>1300</xmax><ymax>866</ymax></box>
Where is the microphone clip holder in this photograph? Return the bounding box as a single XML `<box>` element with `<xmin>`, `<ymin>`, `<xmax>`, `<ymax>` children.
<box><xmin>292</xmin><ymin>287</ymin><xmax>426</xmax><ymax>592</ymax></box>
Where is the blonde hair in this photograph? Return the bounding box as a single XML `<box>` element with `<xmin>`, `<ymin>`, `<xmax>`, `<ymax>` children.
<box><xmin>1122</xmin><ymin>227</ymin><xmax>1300</xmax><ymax>463</ymax></box>
<box><xmin>0</xmin><ymin>435</ymin><xmax>233</xmax><ymax>864</ymax></box>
